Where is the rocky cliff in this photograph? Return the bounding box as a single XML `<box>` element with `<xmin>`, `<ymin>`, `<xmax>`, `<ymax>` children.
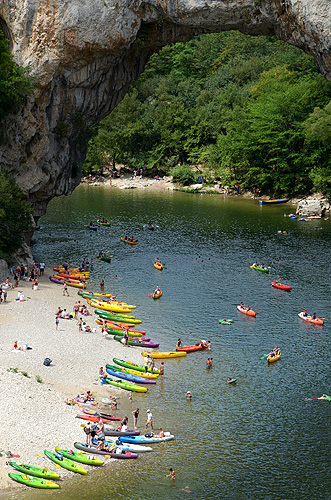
<box><xmin>1</xmin><ymin>0</ymin><xmax>331</xmax><ymax>220</ymax></box>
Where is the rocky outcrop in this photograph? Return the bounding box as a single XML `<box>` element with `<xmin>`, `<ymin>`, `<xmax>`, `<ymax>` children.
<box><xmin>1</xmin><ymin>1</ymin><xmax>331</xmax><ymax>220</ymax></box>
<box><xmin>296</xmin><ymin>196</ymin><xmax>330</xmax><ymax>216</ymax></box>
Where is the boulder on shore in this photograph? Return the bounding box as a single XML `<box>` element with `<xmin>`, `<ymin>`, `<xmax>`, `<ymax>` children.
<box><xmin>296</xmin><ymin>197</ymin><xmax>330</xmax><ymax>216</ymax></box>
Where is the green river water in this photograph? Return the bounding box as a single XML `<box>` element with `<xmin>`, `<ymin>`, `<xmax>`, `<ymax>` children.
<box><xmin>6</xmin><ymin>186</ymin><xmax>331</xmax><ymax>500</ymax></box>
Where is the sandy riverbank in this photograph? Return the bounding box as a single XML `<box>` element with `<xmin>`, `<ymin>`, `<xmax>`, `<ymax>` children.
<box><xmin>0</xmin><ymin>270</ymin><xmax>147</xmax><ymax>492</ymax></box>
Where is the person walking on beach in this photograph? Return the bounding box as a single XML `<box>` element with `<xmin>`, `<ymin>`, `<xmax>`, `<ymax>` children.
<box><xmin>63</xmin><ymin>283</ymin><xmax>69</xmax><ymax>296</ymax></box>
<box><xmin>40</xmin><ymin>261</ymin><xmax>45</xmax><ymax>276</ymax></box>
<box><xmin>146</xmin><ymin>409</ymin><xmax>153</xmax><ymax>430</ymax></box>
<box><xmin>55</xmin><ymin>316</ymin><xmax>59</xmax><ymax>330</ymax></box>
<box><xmin>132</xmin><ymin>408</ymin><xmax>139</xmax><ymax>429</ymax></box>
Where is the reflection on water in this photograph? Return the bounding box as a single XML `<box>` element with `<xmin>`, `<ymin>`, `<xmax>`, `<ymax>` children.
<box><xmin>7</xmin><ymin>187</ymin><xmax>331</xmax><ymax>499</ymax></box>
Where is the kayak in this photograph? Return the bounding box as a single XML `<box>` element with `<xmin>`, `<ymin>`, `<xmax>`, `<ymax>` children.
<box><xmin>101</xmin><ymin>439</ymin><xmax>153</xmax><ymax>453</ymax></box>
<box><xmin>74</xmin><ymin>442</ymin><xmax>138</xmax><ymax>459</ymax></box>
<box><xmin>97</xmin><ymin>220</ymin><xmax>111</xmax><ymax>226</ymax></box>
<box><xmin>113</xmin><ymin>335</ymin><xmax>159</xmax><ymax>348</ymax></box>
<box><xmin>142</xmin><ymin>351</ymin><xmax>186</xmax><ymax>359</ymax></box>
<box><xmin>81</xmin><ymin>408</ymin><xmax>121</xmax><ymax>420</ymax></box>
<box><xmin>96</xmin><ymin>317</ymin><xmax>138</xmax><ymax>327</ymax></box>
<box><xmin>104</xmin><ymin>429</ymin><xmax>140</xmax><ymax>437</ymax></box>
<box><xmin>237</xmin><ymin>305</ymin><xmax>256</xmax><ymax>317</ymax></box>
<box><xmin>271</xmin><ymin>281</ymin><xmax>291</xmax><ymax>291</ymax></box>
<box><xmin>81</xmin><ymin>291</ymin><xmax>113</xmax><ymax>298</ymax></box>
<box><xmin>54</xmin><ymin>447</ymin><xmax>104</xmax><ymax>466</ymax></box>
<box><xmin>97</xmin><ymin>255</ymin><xmax>111</xmax><ymax>263</ymax></box>
<box><xmin>219</xmin><ymin>319</ymin><xmax>234</xmax><ymax>325</ymax></box>
<box><xmin>250</xmin><ymin>265</ymin><xmax>269</xmax><ymax>273</ymax></box>
<box><xmin>86</xmin><ymin>225</ymin><xmax>98</xmax><ymax>230</ymax></box>
<box><xmin>227</xmin><ymin>378</ymin><xmax>237</xmax><ymax>384</ymax></box>
<box><xmin>89</xmin><ymin>300</ymin><xmax>132</xmax><ymax>314</ymax></box>
<box><xmin>106</xmin><ymin>367</ymin><xmax>156</xmax><ymax>384</ymax></box>
<box><xmin>106</xmin><ymin>364</ymin><xmax>158</xmax><ymax>379</ymax></box>
<box><xmin>8</xmin><ymin>473</ymin><xmax>60</xmax><ymax>489</ymax></box>
<box><xmin>105</xmin><ymin>375</ymin><xmax>148</xmax><ymax>393</ymax></box>
<box><xmin>154</xmin><ymin>263</ymin><xmax>163</xmax><ymax>270</ymax></box>
<box><xmin>102</xmin><ymin>320</ymin><xmax>136</xmax><ymax>329</ymax></box>
<box><xmin>110</xmin><ymin>334</ymin><xmax>151</xmax><ymax>342</ymax></box>
<box><xmin>120</xmin><ymin>237</ymin><xmax>137</xmax><ymax>245</ymax></box>
<box><xmin>113</xmin><ymin>358</ymin><xmax>160</xmax><ymax>374</ymax></box>
<box><xmin>267</xmin><ymin>352</ymin><xmax>281</xmax><ymax>363</ymax></box>
<box><xmin>95</xmin><ymin>309</ymin><xmax>136</xmax><ymax>319</ymax></box>
<box><xmin>55</xmin><ymin>273</ymin><xmax>88</xmax><ymax>280</ymax></box>
<box><xmin>65</xmin><ymin>281</ymin><xmax>87</xmax><ymax>289</ymax></box>
<box><xmin>106</xmin><ymin>324</ymin><xmax>146</xmax><ymax>334</ymax></box>
<box><xmin>298</xmin><ymin>312</ymin><xmax>324</xmax><ymax>325</ymax></box>
<box><xmin>9</xmin><ymin>462</ymin><xmax>60</xmax><ymax>479</ymax></box>
<box><xmin>76</xmin><ymin>413</ymin><xmax>121</xmax><ymax>423</ymax></box>
<box><xmin>152</xmin><ymin>289</ymin><xmax>162</xmax><ymax>299</ymax></box>
<box><xmin>49</xmin><ymin>276</ymin><xmax>64</xmax><ymax>284</ymax></box>
<box><xmin>106</xmin><ymin>328</ymin><xmax>144</xmax><ymax>338</ymax></box>
<box><xmin>176</xmin><ymin>344</ymin><xmax>206</xmax><ymax>353</ymax></box>
<box><xmin>44</xmin><ymin>450</ymin><xmax>87</xmax><ymax>475</ymax></box>
<box><xmin>98</xmin><ymin>314</ymin><xmax>142</xmax><ymax>325</ymax></box>
<box><xmin>259</xmin><ymin>198</ymin><xmax>289</xmax><ymax>205</ymax></box>
<box><xmin>119</xmin><ymin>433</ymin><xmax>174</xmax><ymax>444</ymax></box>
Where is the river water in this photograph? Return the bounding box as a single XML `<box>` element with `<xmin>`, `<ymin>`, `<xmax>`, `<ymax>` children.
<box><xmin>9</xmin><ymin>186</ymin><xmax>331</xmax><ymax>499</ymax></box>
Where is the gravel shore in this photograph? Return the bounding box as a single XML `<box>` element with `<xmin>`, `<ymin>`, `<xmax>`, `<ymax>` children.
<box><xmin>0</xmin><ymin>270</ymin><xmax>145</xmax><ymax>492</ymax></box>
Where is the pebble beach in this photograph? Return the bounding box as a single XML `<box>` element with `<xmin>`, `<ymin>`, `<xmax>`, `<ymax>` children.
<box><xmin>0</xmin><ymin>270</ymin><xmax>144</xmax><ymax>493</ymax></box>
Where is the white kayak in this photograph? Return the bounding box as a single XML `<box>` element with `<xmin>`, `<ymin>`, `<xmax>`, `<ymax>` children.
<box><xmin>93</xmin><ymin>438</ymin><xmax>152</xmax><ymax>453</ymax></box>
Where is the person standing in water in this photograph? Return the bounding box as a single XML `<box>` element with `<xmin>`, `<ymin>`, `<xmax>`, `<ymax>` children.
<box><xmin>132</xmin><ymin>408</ymin><xmax>139</xmax><ymax>429</ymax></box>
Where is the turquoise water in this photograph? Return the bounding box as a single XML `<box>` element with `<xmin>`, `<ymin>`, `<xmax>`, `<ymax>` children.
<box><xmin>9</xmin><ymin>186</ymin><xmax>331</xmax><ymax>499</ymax></box>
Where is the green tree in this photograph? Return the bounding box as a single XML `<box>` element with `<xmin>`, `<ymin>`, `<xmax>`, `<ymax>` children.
<box><xmin>0</xmin><ymin>168</ymin><xmax>33</xmax><ymax>261</ymax></box>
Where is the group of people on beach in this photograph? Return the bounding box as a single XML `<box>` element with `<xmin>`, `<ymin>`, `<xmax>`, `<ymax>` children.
<box><xmin>9</xmin><ymin>262</ymin><xmax>44</xmax><ymax>288</ymax></box>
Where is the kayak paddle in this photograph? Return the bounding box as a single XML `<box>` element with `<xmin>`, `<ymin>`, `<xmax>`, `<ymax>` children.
<box><xmin>260</xmin><ymin>353</ymin><xmax>268</xmax><ymax>360</ymax></box>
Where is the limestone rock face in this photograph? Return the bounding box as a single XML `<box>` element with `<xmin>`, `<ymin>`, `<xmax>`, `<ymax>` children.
<box><xmin>296</xmin><ymin>197</ymin><xmax>330</xmax><ymax>216</ymax></box>
<box><xmin>1</xmin><ymin>1</ymin><xmax>331</xmax><ymax>218</ymax></box>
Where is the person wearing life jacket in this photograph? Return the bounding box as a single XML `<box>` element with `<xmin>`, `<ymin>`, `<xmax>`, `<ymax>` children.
<box><xmin>312</xmin><ymin>312</ymin><xmax>317</xmax><ymax>320</ymax></box>
<box><xmin>303</xmin><ymin>309</ymin><xmax>308</xmax><ymax>317</ymax></box>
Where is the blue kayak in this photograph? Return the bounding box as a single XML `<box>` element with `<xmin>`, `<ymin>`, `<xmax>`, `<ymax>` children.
<box><xmin>106</xmin><ymin>368</ymin><xmax>156</xmax><ymax>385</ymax></box>
<box><xmin>119</xmin><ymin>433</ymin><xmax>174</xmax><ymax>444</ymax></box>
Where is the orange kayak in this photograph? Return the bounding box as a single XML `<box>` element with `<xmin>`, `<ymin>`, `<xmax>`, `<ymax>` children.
<box><xmin>237</xmin><ymin>305</ymin><xmax>256</xmax><ymax>317</ymax></box>
<box><xmin>99</xmin><ymin>319</ymin><xmax>136</xmax><ymax>328</ymax></box>
<box><xmin>298</xmin><ymin>312</ymin><xmax>323</xmax><ymax>325</ymax></box>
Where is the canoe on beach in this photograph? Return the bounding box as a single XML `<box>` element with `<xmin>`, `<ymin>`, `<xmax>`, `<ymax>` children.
<box><xmin>106</xmin><ymin>327</ymin><xmax>145</xmax><ymax>338</ymax></box>
<box><xmin>104</xmin><ymin>429</ymin><xmax>140</xmax><ymax>437</ymax></box>
<box><xmin>100</xmin><ymin>439</ymin><xmax>153</xmax><ymax>453</ymax></box>
<box><xmin>106</xmin><ymin>363</ymin><xmax>158</xmax><ymax>379</ymax></box>
<box><xmin>106</xmin><ymin>367</ymin><xmax>156</xmax><ymax>384</ymax></box>
<box><xmin>44</xmin><ymin>450</ymin><xmax>87</xmax><ymax>475</ymax></box>
<box><xmin>9</xmin><ymin>462</ymin><xmax>60</xmax><ymax>479</ymax></box>
<box><xmin>74</xmin><ymin>442</ymin><xmax>138</xmax><ymax>459</ymax></box>
<box><xmin>8</xmin><ymin>473</ymin><xmax>60</xmax><ymax>489</ymax></box>
<box><xmin>113</xmin><ymin>335</ymin><xmax>159</xmax><ymax>348</ymax></box>
<box><xmin>76</xmin><ymin>413</ymin><xmax>121</xmax><ymax>423</ymax></box>
<box><xmin>89</xmin><ymin>300</ymin><xmax>132</xmax><ymax>314</ymax></box>
<box><xmin>105</xmin><ymin>376</ymin><xmax>148</xmax><ymax>393</ymax></box>
<box><xmin>176</xmin><ymin>344</ymin><xmax>207</xmax><ymax>353</ymax></box>
<box><xmin>113</xmin><ymin>358</ymin><xmax>161</xmax><ymax>374</ymax></box>
<box><xmin>142</xmin><ymin>351</ymin><xmax>186</xmax><ymax>359</ymax></box>
<box><xmin>54</xmin><ymin>447</ymin><xmax>104</xmax><ymax>466</ymax></box>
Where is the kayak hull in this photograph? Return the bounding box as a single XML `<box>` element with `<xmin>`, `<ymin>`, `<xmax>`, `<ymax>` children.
<box><xmin>44</xmin><ymin>450</ymin><xmax>87</xmax><ymax>475</ymax></box>
<box><xmin>259</xmin><ymin>198</ymin><xmax>289</xmax><ymax>204</ymax></box>
<box><xmin>113</xmin><ymin>357</ymin><xmax>160</xmax><ymax>374</ymax></box>
<box><xmin>74</xmin><ymin>443</ymin><xmax>138</xmax><ymax>459</ymax></box>
<box><xmin>152</xmin><ymin>289</ymin><xmax>162</xmax><ymax>299</ymax></box>
<box><xmin>113</xmin><ymin>335</ymin><xmax>159</xmax><ymax>348</ymax></box>
<box><xmin>119</xmin><ymin>434</ymin><xmax>174</xmax><ymax>444</ymax></box>
<box><xmin>250</xmin><ymin>265</ymin><xmax>269</xmax><ymax>273</ymax></box>
<box><xmin>267</xmin><ymin>352</ymin><xmax>281</xmax><ymax>363</ymax></box>
<box><xmin>271</xmin><ymin>281</ymin><xmax>291</xmax><ymax>291</ymax></box>
<box><xmin>55</xmin><ymin>448</ymin><xmax>103</xmax><ymax>466</ymax></box>
<box><xmin>120</xmin><ymin>237</ymin><xmax>137</xmax><ymax>245</ymax></box>
<box><xmin>298</xmin><ymin>312</ymin><xmax>323</xmax><ymax>325</ymax></box>
<box><xmin>154</xmin><ymin>263</ymin><xmax>163</xmax><ymax>270</ymax></box>
<box><xmin>106</xmin><ymin>367</ymin><xmax>156</xmax><ymax>384</ymax></box>
<box><xmin>237</xmin><ymin>305</ymin><xmax>256</xmax><ymax>317</ymax></box>
<box><xmin>142</xmin><ymin>351</ymin><xmax>186</xmax><ymax>359</ymax></box>
<box><xmin>8</xmin><ymin>473</ymin><xmax>60</xmax><ymax>489</ymax></box>
<box><xmin>176</xmin><ymin>344</ymin><xmax>206</xmax><ymax>353</ymax></box>
<box><xmin>76</xmin><ymin>413</ymin><xmax>121</xmax><ymax>422</ymax></box>
<box><xmin>105</xmin><ymin>376</ymin><xmax>148</xmax><ymax>393</ymax></box>
<box><xmin>106</xmin><ymin>363</ymin><xmax>158</xmax><ymax>379</ymax></box>
<box><xmin>9</xmin><ymin>462</ymin><xmax>60</xmax><ymax>480</ymax></box>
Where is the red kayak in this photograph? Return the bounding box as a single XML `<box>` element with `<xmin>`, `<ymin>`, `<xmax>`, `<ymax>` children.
<box><xmin>271</xmin><ymin>281</ymin><xmax>291</xmax><ymax>291</ymax></box>
<box><xmin>176</xmin><ymin>344</ymin><xmax>207</xmax><ymax>353</ymax></box>
<box><xmin>76</xmin><ymin>413</ymin><xmax>121</xmax><ymax>422</ymax></box>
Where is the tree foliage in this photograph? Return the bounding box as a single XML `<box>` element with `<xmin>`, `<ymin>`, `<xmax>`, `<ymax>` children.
<box><xmin>84</xmin><ymin>31</ymin><xmax>331</xmax><ymax>194</ymax></box>
<box><xmin>0</xmin><ymin>30</ymin><xmax>34</xmax><ymax>120</ymax></box>
<box><xmin>0</xmin><ymin>168</ymin><xmax>33</xmax><ymax>261</ymax></box>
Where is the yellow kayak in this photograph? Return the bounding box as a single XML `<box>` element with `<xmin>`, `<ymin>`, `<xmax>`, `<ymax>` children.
<box><xmin>117</xmin><ymin>366</ymin><xmax>159</xmax><ymax>379</ymax></box>
<box><xmin>154</xmin><ymin>262</ymin><xmax>163</xmax><ymax>270</ymax></box>
<box><xmin>89</xmin><ymin>300</ymin><xmax>132</xmax><ymax>314</ymax></box>
<box><xmin>142</xmin><ymin>351</ymin><xmax>186</xmax><ymax>359</ymax></box>
<box><xmin>267</xmin><ymin>351</ymin><xmax>281</xmax><ymax>363</ymax></box>
<box><xmin>66</xmin><ymin>281</ymin><xmax>87</xmax><ymax>289</ymax></box>
<box><xmin>87</xmin><ymin>297</ymin><xmax>136</xmax><ymax>310</ymax></box>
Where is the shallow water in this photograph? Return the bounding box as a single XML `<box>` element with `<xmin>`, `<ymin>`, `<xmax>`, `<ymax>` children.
<box><xmin>7</xmin><ymin>187</ymin><xmax>331</xmax><ymax>499</ymax></box>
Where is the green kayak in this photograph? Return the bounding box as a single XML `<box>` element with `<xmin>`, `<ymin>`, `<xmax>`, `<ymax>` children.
<box><xmin>105</xmin><ymin>375</ymin><xmax>148</xmax><ymax>393</ymax></box>
<box><xmin>8</xmin><ymin>472</ymin><xmax>59</xmax><ymax>489</ymax></box>
<box><xmin>107</xmin><ymin>328</ymin><xmax>143</xmax><ymax>337</ymax></box>
<box><xmin>219</xmin><ymin>319</ymin><xmax>234</xmax><ymax>325</ymax></box>
<box><xmin>95</xmin><ymin>309</ymin><xmax>136</xmax><ymax>319</ymax></box>
<box><xmin>250</xmin><ymin>265</ymin><xmax>269</xmax><ymax>273</ymax></box>
<box><xmin>9</xmin><ymin>462</ymin><xmax>60</xmax><ymax>479</ymax></box>
<box><xmin>113</xmin><ymin>357</ymin><xmax>160</xmax><ymax>375</ymax></box>
<box><xmin>97</xmin><ymin>312</ymin><xmax>142</xmax><ymax>324</ymax></box>
<box><xmin>44</xmin><ymin>450</ymin><xmax>87</xmax><ymax>474</ymax></box>
<box><xmin>54</xmin><ymin>447</ymin><xmax>104</xmax><ymax>466</ymax></box>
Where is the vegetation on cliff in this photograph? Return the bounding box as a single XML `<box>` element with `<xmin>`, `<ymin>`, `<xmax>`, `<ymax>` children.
<box><xmin>0</xmin><ymin>168</ymin><xmax>33</xmax><ymax>261</ymax></box>
<box><xmin>86</xmin><ymin>31</ymin><xmax>331</xmax><ymax>195</ymax></box>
